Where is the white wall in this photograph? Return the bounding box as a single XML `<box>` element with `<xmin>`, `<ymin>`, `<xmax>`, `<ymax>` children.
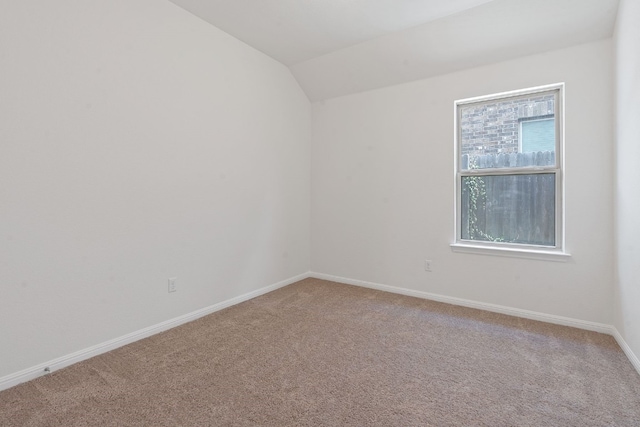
<box><xmin>614</xmin><ymin>0</ymin><xmax>640</xmax><ymax>361</ymax></box>
<box><xmin>312</xmin><ymin>40</ymin><xmax>614</xmax><ymax>324</ymax></box>
<box><xmin>0</xmin><ymin>0</ymin><xmax>310</xmax><ymax>378</ymax></box>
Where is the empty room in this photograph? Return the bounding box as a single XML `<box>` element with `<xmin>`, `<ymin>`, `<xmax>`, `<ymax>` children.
<box><xmin>1</xmin><ymin>0</ymin><xmax>639</xmax><ymax>425</ymax></box>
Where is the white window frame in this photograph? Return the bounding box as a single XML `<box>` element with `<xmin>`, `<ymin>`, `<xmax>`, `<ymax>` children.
<box><xmin>451</xmin><ymin>83</ymin><xmax>570</xmax><ymax>261</ymax></box>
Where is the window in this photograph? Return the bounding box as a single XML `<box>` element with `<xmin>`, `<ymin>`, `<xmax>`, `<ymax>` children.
<box><xmin>519</xmin><ymin>116</ymin><xmax>555</xmax><ymax>153</ymax></box>
<box><xmin>453</xmin><ymin>84</ymin><xmax>566</xmax><ymax>258</ymax></box>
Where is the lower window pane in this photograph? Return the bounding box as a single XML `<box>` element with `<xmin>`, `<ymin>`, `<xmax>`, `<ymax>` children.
<box><xmin>461</xmin><ymin>174</ymin><xmax>555</xmax><ymax>246</ymax></box>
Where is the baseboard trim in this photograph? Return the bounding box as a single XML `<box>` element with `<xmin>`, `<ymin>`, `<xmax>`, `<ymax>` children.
<box><xmin>0</xmin><ymin>272</ymin><xmax>309</xmax><ymax>392</ymax></box>
<box><xmin>309</xmin><ymin>272</ymin><xmax>613</xmax><ymax>334</ymax></box>
<box><xmin>611</xmin><ymin>328</ymin><xmax>640</xmax><ymax>376</ymax></box>
<box><xmin>4</xmin><ymin>271</ymin><xmax>637</xmax><ymax>392</ymax></box>
<box><xmin>310</xmin><ymin>272</ymin><xmax>640</xmax><ymax>376</ymax></box>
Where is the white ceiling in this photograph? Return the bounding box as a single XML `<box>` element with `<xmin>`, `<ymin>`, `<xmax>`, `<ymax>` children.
<box><xmin>167</xmin><ymin>0</ymin><xmax>496</xmax><ymax>66</ymax></box>
<box><xmin>168</xmin><ymin>0</ymin><xmax>620</xmax><ymax>101</ymax></box>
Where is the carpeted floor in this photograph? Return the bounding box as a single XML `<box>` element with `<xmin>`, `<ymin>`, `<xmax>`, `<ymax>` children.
<box><xmin>1</xmin><ymin>278</ymin><xmax>639</xmax><ymax>426</ymax></box>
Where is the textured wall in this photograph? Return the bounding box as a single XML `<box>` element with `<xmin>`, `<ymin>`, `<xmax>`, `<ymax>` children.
<box><xmin>312</xmin><ymin>40</ymin><xmax>613</xmax><ymax>324</ymax></box>
<box><xmin>0</xmin><ymin>0</ymin><xmax>310</xmax><ymax>379</ymax></box>
<box><xmin>614</xmin><ymin>0</ymin><xmax>640</xmax><ymax>367</ymax></box>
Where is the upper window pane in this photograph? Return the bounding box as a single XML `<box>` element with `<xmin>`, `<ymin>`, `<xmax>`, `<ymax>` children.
<box><xmin>460</xmin><ymin>93</ymin><xmax>556</xmax><ymax>171</ymax></box>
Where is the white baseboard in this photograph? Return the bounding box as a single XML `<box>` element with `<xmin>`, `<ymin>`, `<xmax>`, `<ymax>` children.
<box><xmin>310</xmin><ymin>272</ymin><xmax>640</xmax><ymax>376</ymax></box>
<box><xmin>4</xmin><ymin>271</ymin><xmax>638</xmax><ymax>392</ymax></box>
<box><xmin>611</xmin><ymin>328</ymin><xmax>640</xmax><ymax>376</ymax></box>
<box><xmin>309</xmin><ymin>272</ymin><xmax>613</xmax><ymax>333</ymax></box>
<box><xmin>0</xmin><ymin>272</ymin><xmax>309</xmax><ymax>393</ymax></box>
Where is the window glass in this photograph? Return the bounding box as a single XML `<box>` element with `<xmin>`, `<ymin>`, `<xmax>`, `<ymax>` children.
<box><xmin>455</xmin><ymin>85</ymin><xmax>562</xmax><ymax>250</ymax></box>
<box><xmin>461</xmin><ymin>174</ymin><xmax>555</xmax><ymax>246</ymax></box>
<box><xmin>460</xmin><ymin>94</ymin><xmax>556</xmax><ymax>171</ymax></box>
<box><xmin>521</xmin><ymin>118</ymin><xmax>555</xmax><ymax>153</ymax></box>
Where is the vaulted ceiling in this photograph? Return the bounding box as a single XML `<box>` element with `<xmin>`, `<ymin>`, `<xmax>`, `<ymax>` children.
<box><xmin>168</xmin><ymin>0</ymin><xmax>619</xmax><ymax>101</ymax></box>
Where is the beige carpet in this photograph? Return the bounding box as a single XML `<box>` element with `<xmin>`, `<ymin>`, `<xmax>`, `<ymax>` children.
<box><xmin>1</xmin><ymin>278</ymin><xmax>639</xmax><ymax>426</ymax></box>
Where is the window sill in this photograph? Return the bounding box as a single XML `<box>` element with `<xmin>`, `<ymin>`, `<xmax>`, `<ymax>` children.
<box><xmin>450</xmin><ymin>243</ymin><xmax>571</xmax><ymax>262</ymax></box>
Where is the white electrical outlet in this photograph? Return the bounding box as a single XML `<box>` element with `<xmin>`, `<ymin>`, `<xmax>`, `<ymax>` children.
<box><xmin>168</xmin><ymin>277</ymin><xmax>177</xmax><ymax>293</ymax></box>
<box><xmin>425</xmin><ymin>260</ymin><xmax>433</xmax><ymax>272</ymax></box>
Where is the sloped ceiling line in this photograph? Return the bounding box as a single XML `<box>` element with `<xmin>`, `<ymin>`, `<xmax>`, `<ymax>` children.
<box><xmin>168</xmin><ymin>0</ymin><xmax>619</xmax><ymax>101</ymax></box>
